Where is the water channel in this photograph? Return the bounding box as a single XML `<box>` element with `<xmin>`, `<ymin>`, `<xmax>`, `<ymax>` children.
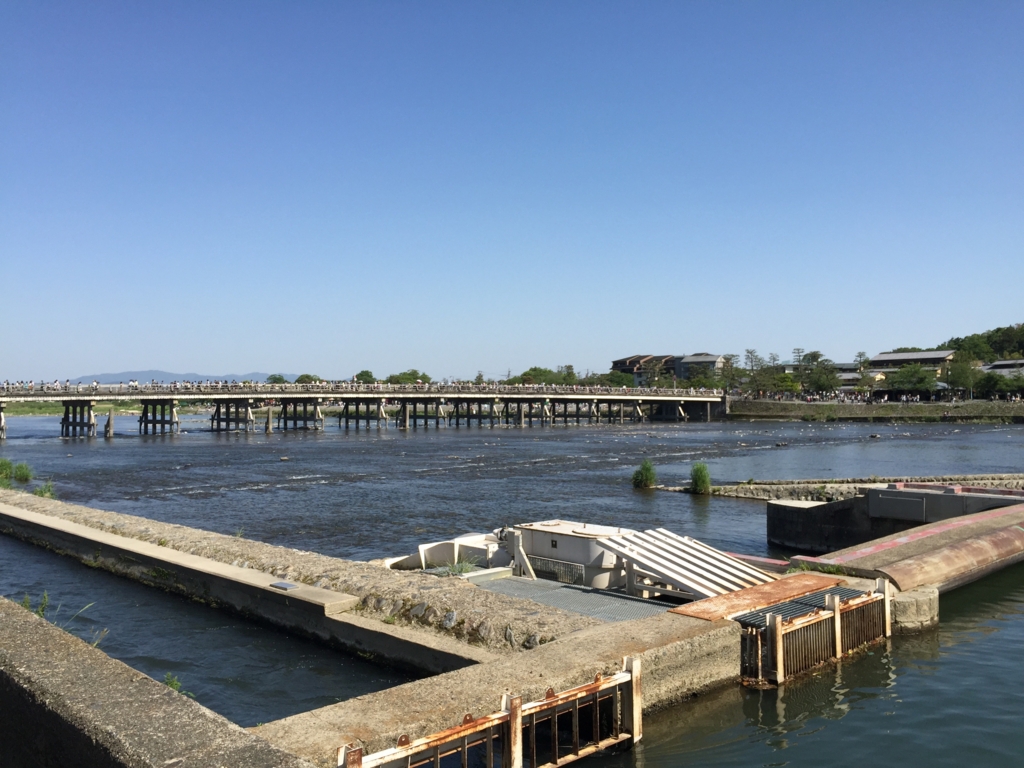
<box><xmin>2</xmin><ymin>415</ymin><xmax>1022</xmax><ymax>762</ymax></box>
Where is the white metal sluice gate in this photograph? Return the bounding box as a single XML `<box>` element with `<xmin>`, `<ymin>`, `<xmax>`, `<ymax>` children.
<box><xmin>338</xmin><ymin>657</ymin><xmax>641</xmax><ymax>768</ymax></box>
<box><xmin>597</xmin><ymin>528</ymin><xmax>777</xmax><ymax>601</ymax></box>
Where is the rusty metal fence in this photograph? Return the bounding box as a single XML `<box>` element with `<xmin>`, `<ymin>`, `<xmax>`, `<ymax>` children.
<box><xmin>737</xmin><ymin>578</ymin><xmax>891</xmax><ymax>684</ymax></box>
<box><xmin>338</xmin><ymin>658</ymin><xmax>641</xmax><ymax>768</ymax></box>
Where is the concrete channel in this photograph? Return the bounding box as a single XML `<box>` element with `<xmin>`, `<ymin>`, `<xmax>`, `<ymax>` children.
<box><xmin>4</xmin><ymin>479</ymin><xmax>1024</xmax><ymax>767</ymax></box>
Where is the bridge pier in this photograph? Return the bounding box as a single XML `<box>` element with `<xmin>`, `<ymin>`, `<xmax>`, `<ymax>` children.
<box><xmin>139</xmin><ymin>400</ymin><xmax>179</xmax><ymax>435</ymax></box>
<box><xmin>340</xmin><ymin>401</ymin><xmax>378</xmax><ymax>430</ymax></box>
<box><xmin>0</xmin><ymin>404</ymin><xmax>5</xmax><ymax>440</ymax></box>
<box><xmin>61</xmin><ymin>401</ymin><xmax>97</xmax><ymax>437</ymax></box>
<box><xmin>277</xmin><ymin>398</ymin><xmax>323</xmax><ymax>431</ymax></box>
<box><xmin>211</xmin><ymin>400</ymin><xmax>255</xmax><ymax>432</ymax></box>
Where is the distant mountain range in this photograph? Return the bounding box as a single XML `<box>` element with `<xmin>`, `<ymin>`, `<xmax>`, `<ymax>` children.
<box><xmin>70</xmin><ymin>371</ymin><xmax>301</xmax><ymax>384</ymax></box>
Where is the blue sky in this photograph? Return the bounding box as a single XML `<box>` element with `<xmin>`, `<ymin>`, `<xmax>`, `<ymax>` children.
<box><xmin>2</xmin><ymin>2</ymin><xmax>1021</xmax><ymax>381</ymax></box>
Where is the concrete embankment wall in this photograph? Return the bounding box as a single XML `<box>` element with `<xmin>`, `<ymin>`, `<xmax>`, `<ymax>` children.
<box><xmin>765</xmin><ymin>495</ymin><xmax>922</xmax><ymax>553</ymax></box>
<box><xmin>0</xmin><ymin>502</ymin><xmax>498</xmax><ymax>675</ymax></box>
<box><xmin>0</xmin><ymin>490</ymin><xmax>598</xmax><ymax>663</ymax></box>
<box><xmin>764</xmin><ymin>480</ymin><xmax>1024</xmax><ymax>552</ymax></box>
<box><xmin>0</xmin><ymin>596</ymin><xmax>316</xmax><ymax>768</ymax></box>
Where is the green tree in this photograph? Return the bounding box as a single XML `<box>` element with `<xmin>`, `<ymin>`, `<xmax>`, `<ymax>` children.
<box><xmin>353</xmin><ymin>370</ymin><xmax>375</xmax><ymax>384</ymax></box>
<box><xmin>975</xmin><ymin>372</ymin><xmax>1009</xmax><ymax>399</ymax></box>
<box><xmin>387</xmin><ymin>369</ymin><xmax>432</xmax><ymax>385</ymax></box>
<box><xmin>945</xmin><ymin>352</ymin><xmax>980</xmax><ymax>397</ymax></box>
<box><xmin>886</xmin><ymin>364</ymin><xmax>935</xmax><ymax>393</ymax></box>
<box><xmin>805</xmin><ymin>359</ymin><xmax>840</xmax><ymax>393</ymax></box>
<box><xmin>579</xmin><ymin>370</ymin><xmax>634</xmax><ymax>387</ymax></box>
<box><xmin>266</xmin><ymin>374</ymin><xmax>289</xmax><ymax>384</ymax></box>
<box><xmin>718</xmin><ymin>354</ymin><xmax>743</xmax><ymax>390</ymax></box>
<box><xmin>640</xmin><ymin>358</ymin><xmax>669</xmax><ymax>388</ymax></box>
<box><xmin>853</xmin><ymin>351</ymin><xmax>869</xmax><ymax>371</ymax></box>
<box><xmin>791</xmin><ymin>348</ymin><xmax>805</xmax><ymax>383</ymax></box>
<box><xmin>774</xmin><ymin>372</ymin><xmax>800</xmax><ymax>393</ymax></box>
<box><xmin>294</xmin><ymin>374</ymin><xmax>321</xmax><ymax>384</ymax></box>
<box><xmin>558</xmin><ymin>365</ymin><xmax>578</xmax><ymax>385</ymax></box>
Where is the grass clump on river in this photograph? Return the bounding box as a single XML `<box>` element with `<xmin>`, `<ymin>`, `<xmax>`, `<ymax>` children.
<box><xmin>690</xmin><ymin>463</ymin><xmax>712</xmax><ymax>494</ymax></box>
<box><xmin>632</xmin><ymin>459</ymin><xmax>657</xmax><ymax>489</ymax></box>
<box><xmin>0</xmin><ymin>459</ymin><xmax>55</xmax><ymax>497</ymax></box>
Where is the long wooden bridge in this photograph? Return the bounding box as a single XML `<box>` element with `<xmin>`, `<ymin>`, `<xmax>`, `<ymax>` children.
<box><xmin>0</xmin><ymin>384</ymin><xmax>727</xmax><ymax>438</ymax></box>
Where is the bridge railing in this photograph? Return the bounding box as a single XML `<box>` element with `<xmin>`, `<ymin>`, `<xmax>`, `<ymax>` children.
<box><xmin>1</xmin><ymin>382</ymin><xmax>725</xmax><ymax>399</ymax></box>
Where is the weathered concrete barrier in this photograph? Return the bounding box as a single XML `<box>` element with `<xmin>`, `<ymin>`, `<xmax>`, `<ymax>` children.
<box><xmin>0</xmin><ymin>596</ymin><xmax>316</xmax><ymax>768</ymax></box>
<box><xmin>255</xmin><ymin>613</ymin><xmax>740</xmax><ymax>766</ymax></box>
<box><xmin>0</xmin><ymin>502</ymin><xmax>496</xmax><ymax>674</ymax></box>
<box><xmin>0</xmin><ymin>490</ymin><xmax>598</xmax><ymax>659</ymax></box>
<box><xmin>891</xmin><ymin>587</ymin><xmax>940</xmax><ymax>633</ymax></box>
<box><xmin>766</xmin><ymin>497</ymin><xmax>920</xmax><ymax>553</ymax></box>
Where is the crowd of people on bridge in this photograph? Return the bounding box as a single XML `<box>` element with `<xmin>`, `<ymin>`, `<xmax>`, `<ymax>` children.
<box><xmin>2</xmin><ymin>378</ymin><xmax>724</xmax><ymax>398</ymax></box>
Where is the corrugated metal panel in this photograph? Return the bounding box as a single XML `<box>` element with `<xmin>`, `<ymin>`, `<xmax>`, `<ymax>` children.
<box><xmin>730</xmin><ymin>587</ymin><xmax>870</xmax><ymax>629</ymax></box>
<box><xmin>597</xmin><ymin>528</ymin><xmax>775</xmax><ymax>601</ymax></box>
<box><xmin>480</xmin><ymin>577</ymin><xmax>668</xmax><ymax>623</ymax></box>
<box><xmin>791</xmin><ymin>587</ymin><xmax>866</xmax><ymax>609</ymax></box>
<box><xmin>732</xmin><ymin>599</ymin><xmax>820</xmax><ymax>628</ymax></box>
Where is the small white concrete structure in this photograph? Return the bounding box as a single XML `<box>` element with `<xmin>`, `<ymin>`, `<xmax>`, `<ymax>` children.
<box><xmin>515</xmin><ymin>520</ymin><xmax>637</xmax><ymax>588</ymax></box>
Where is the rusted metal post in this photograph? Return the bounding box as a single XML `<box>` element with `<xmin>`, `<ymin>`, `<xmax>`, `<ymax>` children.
<box><xmin>769</xmin><ymin>613</ymin><xmax>785</xmax><ymax>683</ymax></box>
<box><xmin>826</xmin><ymin>594</ymin><xmax>843</xmax><ymax>658</ymax></box>
<box><xmin>502</xmin><ymin>694</ymin><xmax>523</xmax><ymax>768</ymax></box>
<box><xmin>876</xmin><ymin>577</ymin><xmax>892</xmax><ymax>637</ymax></box>
<box><xmin>338</xmin><ymin>743</ymin><xmax>362</xmax><ymax>767</ymax></box>
<box><xmin>623</xmin><ymin>656</ymin><xmax>642</xmax><ymax>744</ymax></box>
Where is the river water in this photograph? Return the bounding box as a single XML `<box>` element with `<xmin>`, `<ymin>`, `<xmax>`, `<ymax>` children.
<box><xmin>1</xmin><ymin>415</ymin><xmax>1023</xmax><ymax>760</ymax></box>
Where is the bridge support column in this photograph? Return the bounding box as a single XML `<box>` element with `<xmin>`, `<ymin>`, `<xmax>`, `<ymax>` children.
<box><xmin>140</xmin><ymin>400</ymin><xmax>179</xmax><ymax>435</ymax></box>
<box><xmin>0</xmin><ymin>404</ymin><xmax>6</xmax><ymax>440</ymax></box>
<box><xmin>211</xmin><ymin>400</ymin><xmax>254</xmax><ymax>432</ymax></box>
<box><xmin>62</xmin><ymin>401</ymin><xmax>97</xmax><ymax>437</ymax></box>
<box><xmin>104</xmin><ymin>410</ymin><xmax>114</xmax><ymax>438</ymax></box>
<box><xmin>277</xmin><ymin>399</ymin><xmax>323</xmax><ymax>431</ymax></box>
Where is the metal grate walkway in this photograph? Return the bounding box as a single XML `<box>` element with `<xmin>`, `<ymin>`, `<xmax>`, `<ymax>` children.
<box><xmin>479</xmin><ymin>577</ymin><xmax>670</xmax><ymax>623</ymax></box>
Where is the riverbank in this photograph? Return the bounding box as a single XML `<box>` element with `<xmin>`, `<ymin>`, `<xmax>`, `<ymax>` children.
<box><xmin>728</xmin><ymin>399</ymin><xmax>1024</xmax><ymax>423</ymax></box>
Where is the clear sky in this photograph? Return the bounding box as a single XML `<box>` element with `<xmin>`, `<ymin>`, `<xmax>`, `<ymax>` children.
<box><xmin>2</xmin><ymin>1</ymin><xmax>1021</xmax><ymax>381</ymax></box>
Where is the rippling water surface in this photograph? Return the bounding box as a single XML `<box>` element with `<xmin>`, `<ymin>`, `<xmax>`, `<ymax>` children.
<box><xmin>2</xmin><ymin>416</ymin><xmax>1023</xmax><ymax>756</ymax></box>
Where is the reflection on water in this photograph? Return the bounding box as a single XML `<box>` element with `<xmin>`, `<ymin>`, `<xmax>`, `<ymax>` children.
<box><xmin>1</xmin><ymin>417</ymin><xmax>1023</xmax><ymax>755</ymax></box>
<box><xmin>0</xmin><ymin>534</ymin><xmax>412</xmax><ymax>727</ymax></box>
<box><xmin>594</xmin><ymin>562</ymin><xmax>1024</xmax><ymax>767</ymax></box>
